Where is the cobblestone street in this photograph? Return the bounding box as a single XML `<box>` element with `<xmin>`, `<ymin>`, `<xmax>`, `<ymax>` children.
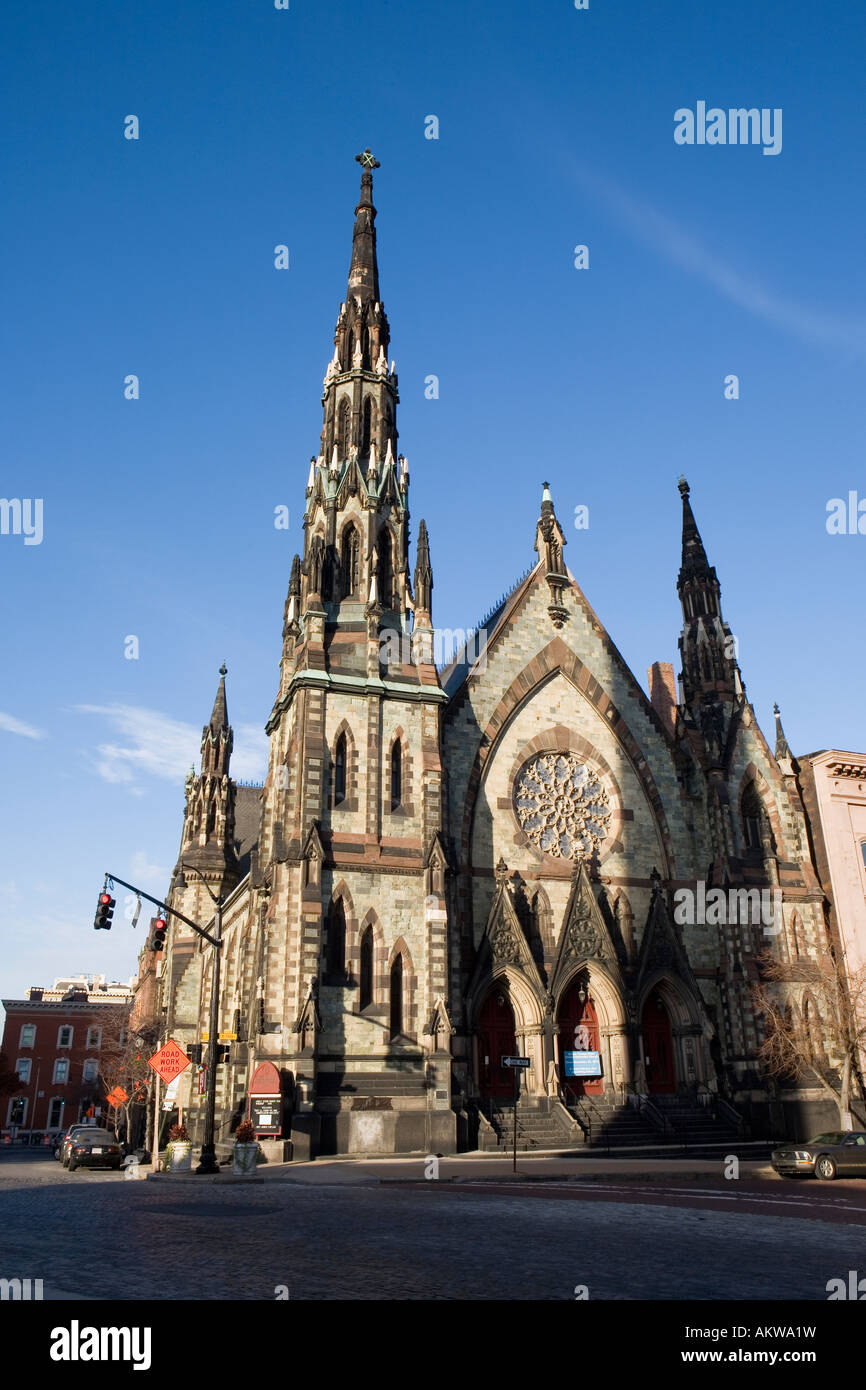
<box><xmin>3</xmin><ymin>1152</ymin><xmax>865</xmax><ymax>1301</ymax></box>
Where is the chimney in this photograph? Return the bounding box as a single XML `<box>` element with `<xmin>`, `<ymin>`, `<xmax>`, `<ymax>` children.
<box><xmin>648</xmin><ymin>661</ymin><xmax>677</xmax><ymax>737</ymax></box>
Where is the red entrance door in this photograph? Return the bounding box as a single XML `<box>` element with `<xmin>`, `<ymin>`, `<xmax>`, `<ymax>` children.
<box><xmin>558</xmin><ymin>982</ymin><xmax>603</xmax><ymax>1095</ymax></box>
<box><xmin>477</xmin><ymin>989</ymin><xmax>517</xmax><ymax>1099</ymax></box>
<box><xmin>642</xmin><ymin>994</ymin><xmax>675</xmax><ymax>1094</ymax></box>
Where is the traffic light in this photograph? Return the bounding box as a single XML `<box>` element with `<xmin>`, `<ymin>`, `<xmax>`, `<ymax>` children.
<box><xmin>94</xmin><ymin>891</ymin><xmax>115</xmax><ymax>930</ymax></box>
<box><xmin>216</xmin><ymin>1043</ymin><xmax>230</xmax><ymax>1065</ymax></box>
<box><xmin>150</xmin><ymin>917</ymin><xmax>168</xmax><ymax>952</ymax></box>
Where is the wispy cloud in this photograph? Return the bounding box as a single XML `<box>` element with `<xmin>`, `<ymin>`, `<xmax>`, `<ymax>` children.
<box><xmin>76</xmin><ymin>704</ymin><xmax>268</xmax><ymax>790</ymax></box>
<box><xmin>569</xmin><ymin>162</ymin><xmax>866</xmax><ymax>355</ymax></box>
<box><xmin>129</xmin><ymin>849</ymin><xmax>169</xmax><ymax>888</ymax></box>
<box><xmin>0</xmin><ymin>710</ymin><xmax>46</xmax><ymax>740</ymax></box>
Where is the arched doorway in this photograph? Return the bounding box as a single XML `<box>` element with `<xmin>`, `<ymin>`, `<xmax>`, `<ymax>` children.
<box><xmin>642</xmin><ymin>993</ymin><xmax>676</xmax><ymax>1094</ymax></box>
<box><xmin>477</xmin><ymin>987</ymin><xmax>517</xmax><ymax>1099</ymax></box>
<box><xmin>557</xmin><ymin>979</ymin><xmax>603</xmax><ymax>1095</ymax></box>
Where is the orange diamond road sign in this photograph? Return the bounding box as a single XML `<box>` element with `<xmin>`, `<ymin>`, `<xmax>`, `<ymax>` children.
<box><xmin>106</xmin><ymin>1086</ymin><xmax>129</xmax><ymax>1107</ymax></box>
<box><xmin>148</xmin><ymin>1039</ymin><xmax>191</xmax><ymax>1086</ymax></box>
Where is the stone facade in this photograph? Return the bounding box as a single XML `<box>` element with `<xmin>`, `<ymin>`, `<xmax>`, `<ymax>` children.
<box><xmin>157</xmin><ymin>154</ymin><xmax>850</xmax><ymax>1156</ymax></box>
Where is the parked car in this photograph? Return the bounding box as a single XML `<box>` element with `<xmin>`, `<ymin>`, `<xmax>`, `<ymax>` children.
<box><xmin>66</xmin><ymin>1130</ymin><xmax>123</xmax><ymax>1172</ymax></box>
<box><xmin>771</xmin><ymin>1131</ymin><xmax>866</xmax><ymax>1180</ymax></box>
<box><xmin>56</xmin><ymin>1125</ymin><xmax>95</xmax><ymax>1164</ymax></box>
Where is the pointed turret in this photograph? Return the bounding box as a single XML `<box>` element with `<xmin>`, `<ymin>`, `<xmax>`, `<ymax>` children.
<box><xmin>534</xmin><ymin>482</ymin><xmax>569</xmax><ymax>628</ymax></box>
<box><xmin>201</xmin><ymin>664</ymin><xmax>232</xmax><ymax>778</ymax></box>
<box><xmin>676</xmin><ymin>478</ymin><xmax>739</xmax><ymax>712</ymax></box>
<box><xmin>179</xmin><ymin>666</ymin><xmax>239</xmax><ymax>888</ymax></box>
<box><xmin>414</xmin><ymin>520</ymin><xmax>433</xmax><ymax>617</ymax></box>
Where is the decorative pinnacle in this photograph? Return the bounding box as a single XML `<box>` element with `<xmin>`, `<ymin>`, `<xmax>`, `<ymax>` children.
<box><xmin>219</xmin><ymin>663</ymin><xmax>227</xmax><ymax>678</ymax></box>
<box><xmin>678</xmin><ymin>476</ymin><xmax>690</xmax><ymax>498</ymax></box>
<box><xmin>355</xmin><ymin>148</ymin><xmax>380</xmax><ymax>171</ymax></box>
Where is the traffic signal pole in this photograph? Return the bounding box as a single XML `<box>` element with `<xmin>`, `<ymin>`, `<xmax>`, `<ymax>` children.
<box><xmin>197</xmin><ymin>897</ymin><xmax>222</xmax><ymax>1175</ymax></box>
<box><xmin>99</xmin><ymin>869</ymin><xmax>224</xmax><ymax>1174</ymax></box>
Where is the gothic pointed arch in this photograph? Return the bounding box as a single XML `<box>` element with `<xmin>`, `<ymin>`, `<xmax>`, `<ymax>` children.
<box><xmin>329</xmin><ymin>719</ymin><xmax>358</xmax><ymax>811</ymax></box>
<box><xmin>387</xmin><ymin>936</ymin><xmax>417</xmax><ymax>1040</ymax></box>
<box><xmin>385</xmin><ymin>726</ymin><xmax>412</xmax><ymax>816</ymax></box>
<box><xmin>549</xmin><ymin>860</ymin><xmax>627</xmax><ymax>1005</ymax></box>
<box><xmin>455</xmin><ymin>633</ymin><xmax>678</xmax><ymax>879</ymax></box>
<box><xmin>336</xmin><ymin>395</ymin><xmax>352</xmax><ymax>456</ymax></box>
<box><xmin>464</xmin><ymin>865</ymin><xmax>547</xmax><ymax>1031</ymax></box>
<box><xmin>339</xmin><ymin>521</ymin><xmax>361</xmax><ymax>599</ymax></box>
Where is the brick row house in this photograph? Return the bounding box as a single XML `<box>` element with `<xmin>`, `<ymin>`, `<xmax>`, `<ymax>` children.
<box><xmin>1</xmin><ymin>976</ymin><xmax>133</xmax><ymax>1139</ymax></box>
<box><xmin>154</xmin><ymin>152</ymin><xmax>861</xmax><ymax>1157</ymax></box>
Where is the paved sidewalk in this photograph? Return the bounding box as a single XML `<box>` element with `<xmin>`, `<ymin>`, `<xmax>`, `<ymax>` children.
<box><xmin>251</xmin><ymin>1153</ymin><xmax>778</xmax><ymax>1184</ymax></box>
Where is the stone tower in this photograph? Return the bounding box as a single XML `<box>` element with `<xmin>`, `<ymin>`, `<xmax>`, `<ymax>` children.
<box><xmin>256</xmin><ymin>151</ymin><xmax>455</xmax><ymax>1156</ymax></box>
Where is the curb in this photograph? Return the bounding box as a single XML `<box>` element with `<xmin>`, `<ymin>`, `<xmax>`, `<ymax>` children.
<box><xmin>145</xmin><ymin>1172</ymin><xmax>265</xmax><ymax>1184</ymax></box>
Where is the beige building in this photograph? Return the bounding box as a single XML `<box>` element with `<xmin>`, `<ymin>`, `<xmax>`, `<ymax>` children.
<box><xmin>799</xmin><ymin>749</ymin><xmax>866</xmax><ymax>1037</ymax></box>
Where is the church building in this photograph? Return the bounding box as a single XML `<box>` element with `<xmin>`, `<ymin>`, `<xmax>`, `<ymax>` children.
<box><xmin>158</xmin><ymin>151</ymin><xmax>838</xmax><ymax>1156</ymax></box>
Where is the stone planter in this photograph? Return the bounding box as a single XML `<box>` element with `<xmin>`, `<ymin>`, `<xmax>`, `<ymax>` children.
<box><xmin>232</xmin><ymin>1142</ymin><xmax>258</xmax><ymax>1176</ymax></box>
<box><xmin>166</xmin><ymin>1141</ymin><xmax>192</xmax><ymax>1172</ymax></box>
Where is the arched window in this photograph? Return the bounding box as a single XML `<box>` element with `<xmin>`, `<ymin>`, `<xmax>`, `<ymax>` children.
<box><xmin>340</xmin><ymin>525</ymin><xmax>360</xmax><ymax>599</ymax></box>
<box><xmin>378</xmin><ymin>529</ymin><xmax>394</xmax><ymax>609</ymax></box>
<box><xmin>362</xmin><ymin>327</ymin><xmax>371</xmax><ymax>369</ymax></box>
<box><xmin>361</xmin><ymin>397</ymin><xmax>372</xmax><ymax>456</ymax></box>
<box><xmin>325</xmin><ymin>899</ymin><xmax>346</xmax><ymax>981</ymax></box>
<box><xmin>360</xmin><ymin>928</ymin><xmax>374</xmax><ymax>1010</ymax></box>
<box><xmin>741</xmin><ymin>783</ymin><xmax>764</xmax><ymax>852</ymax></box>
<box><xmin>526</xmin><ymin>891</ymin><xmax>546</xmax><ymax>974</ymax></box>
<box><xmin>390</xmin><ymin>738</ymin><xmax>402</xmax><ymax>811</ymax></box>
<box><xmin>346</xmin><ymin>330</ymin><xmax>355</xmax><ymax>372</ymax></box>
<box><xmin>861</xmin><ymin>841</ymin><xmax>866</xmax><ymax>871</ymax></box>
<box><xmin>334</xmin><ymin>733</ymin><xmax>347</xmax><ymax>806</ymax></box>
<box><xmin>337</xmin><ymin>397</ymin><xmax>351</xmax><ymax>458</ymax></box>
<box><xmin>389</xmin><ymin>954</ymin><xmax>403</xmax><ymax>1038</ymax></box>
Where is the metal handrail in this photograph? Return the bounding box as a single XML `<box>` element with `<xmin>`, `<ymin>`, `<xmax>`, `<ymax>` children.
<box><xmin>560</xmin><ymin>1083</ymin><xmax>591</xmax><ymax>1143</ymax></box>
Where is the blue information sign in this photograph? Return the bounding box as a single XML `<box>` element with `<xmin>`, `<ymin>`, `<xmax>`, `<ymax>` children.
<box><xmin>564</xmin><ymin>1050</ymin><xmax>602</xmax><ymax>1078</ymax></box>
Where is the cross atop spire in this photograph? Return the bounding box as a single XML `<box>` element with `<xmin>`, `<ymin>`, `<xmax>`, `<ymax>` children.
<box><xmin>355</xmin><ymin>147</ymin><xmax>380</xmax><ymax>171</ymax></box>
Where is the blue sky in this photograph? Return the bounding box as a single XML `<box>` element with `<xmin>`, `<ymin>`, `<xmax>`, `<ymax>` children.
<box><xmin>2</xmin><ymin>0</ymin><xmax>864</xmax><ymax>1004</ymax></box>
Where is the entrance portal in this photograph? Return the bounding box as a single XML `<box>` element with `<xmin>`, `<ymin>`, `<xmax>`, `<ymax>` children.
<box><xmin>642</xmin><ymin>993</ymin><xmax>675</xmax><ymax>1094</ymax></box>
<box><xmin>477</xmin><ymin>988</ymin><xmax>517</xmax><ymax>1099</ymax></box>
<box><xmin>557</xmin><ymin>980</ymin><xmax>603</xmax><ymax>1095</ymax></box>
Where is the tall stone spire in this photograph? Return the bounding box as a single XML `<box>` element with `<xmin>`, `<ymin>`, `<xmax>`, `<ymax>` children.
<box><xmin>317</xmin><ymin>148</ymin><xmax>399</xmax><ymax>469</ymax></box>
<box><xmin>348</xmin><ymin>148</ymin><xmax>380</xmax><ymax>300</ymax></box>
<box><xmin>676</xmin><ymin>478</ymin><xmax>740</xmax><ymax>711</ymax></box>
<box><xmin>298</xmin><ymin>150</ymin><xmax>408</xmax><ymax>637</ymax></box>
<box><xmin>178</xmin><ymin>666</ymin><xmax>239</xmax><ymax>887</ymax></box>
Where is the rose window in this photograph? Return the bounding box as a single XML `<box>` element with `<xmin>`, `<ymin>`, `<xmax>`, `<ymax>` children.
<box><xmin>514</xmin><ymin>753</ymin><xmax>611</xmax><ymax>859</ymax></box>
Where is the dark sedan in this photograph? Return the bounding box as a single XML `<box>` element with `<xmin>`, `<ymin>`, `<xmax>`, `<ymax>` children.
<box><xmin>66</xmin><ymin>1129</ymin><xmax>123</xmax><ymax>1172</ymax></box>
<box><xmin>771</xmin><ymin>1130</ymin><xmax>866</xmax><ymax>1180</ymax></box>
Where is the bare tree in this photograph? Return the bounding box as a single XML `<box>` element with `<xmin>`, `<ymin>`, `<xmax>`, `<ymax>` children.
<box><xmin>754</xmin><ymin>948</ymin><xmax>866</xmax><ymax>1128</ymax></box>
<box><xmin>97</xmin><ymin>1005</ymin><xmax>153</xmax><ymax>1144</ymax></box>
